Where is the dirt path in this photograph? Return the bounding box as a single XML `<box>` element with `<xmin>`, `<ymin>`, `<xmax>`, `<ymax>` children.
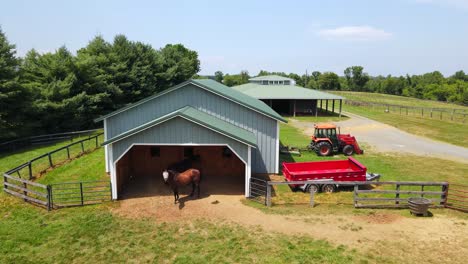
<box><xmin>289</xmin><ymin>112</ymin><xmax>468</xmax><ymax>164</ymax></box>
<box><xmin>113</xmin><ymin>192</ymin><xmax>468</xmax><ymax>263</ymax></box>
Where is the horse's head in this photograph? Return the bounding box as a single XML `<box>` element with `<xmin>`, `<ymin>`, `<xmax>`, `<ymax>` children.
<box><xmin>162</xmin><ymin>170</ymin><xmax>170</xmax><ymax>183</ymax></box>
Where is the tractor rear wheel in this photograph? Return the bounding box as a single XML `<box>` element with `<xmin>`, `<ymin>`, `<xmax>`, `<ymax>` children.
<box><xmin>316</xmin><ymin>142</ymin><xmax>332</xmax><ymax>156</ymax></box>
<box><xmin>343</xmin><ymin>145</ymin><xmax>354</xmax><ymax>156</ymax></box>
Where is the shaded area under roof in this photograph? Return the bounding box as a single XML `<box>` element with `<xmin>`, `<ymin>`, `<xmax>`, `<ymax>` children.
<box><xmin>232</xmin><ymin>83</ymin><xmax>345</xmax><ymax>100</ymax></box>
<box><xmin>102</xmin><ymin>106</ymin><xmax>257</xmax><ymax>147</ymax></box>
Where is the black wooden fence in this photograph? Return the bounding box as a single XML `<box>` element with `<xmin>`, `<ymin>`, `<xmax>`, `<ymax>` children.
<box><xmin>345</xmin><ymin>100</ymin><xmax>468</xmax><ymax>123</ymax></box>
<box><xmin>3</xmin><ymin>132</ymin><xmax>111</xmax><ymax>210</ymax></box>
<box><xmin>0</xmin><ymin>129</ymin><xmax>101</xmax><ymax>153</ymax></box>
<box><xmin>7</xmin><ymin>133</ymin><xmax>103</xmax><ymax>180</ymax></box>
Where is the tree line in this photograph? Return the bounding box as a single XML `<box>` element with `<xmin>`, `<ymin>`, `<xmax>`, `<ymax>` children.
<box><xmin>213</xmin><ymin>66</ymin><xmax>468</xmax><ymax>106</ymax></box>
<box><xmin>0</xmin><ymin>28</ymin><xmax>200</xmax><ymax>141</ymax></box>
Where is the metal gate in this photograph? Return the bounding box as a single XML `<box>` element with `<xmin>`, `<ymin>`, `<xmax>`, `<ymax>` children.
<box><xmin>446</xmin><ymin>183</ymin><xmax>468</xmax><ymax>212</ymax></box>
<box><xmin>248</xmin><ymin>177</ymin><xmax>268</xmax><ymax>205</ymax></box>
<box><xmin>50</xmin><ymin>180</ymin><xmax>111</xmax><ymax>208</ymax></box>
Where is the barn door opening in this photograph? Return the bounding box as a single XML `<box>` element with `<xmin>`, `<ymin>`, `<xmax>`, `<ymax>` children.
<box><xmin>114</xmin><ymin>145</ymin><xmax>246</xmax><ymax>199</ymax></box>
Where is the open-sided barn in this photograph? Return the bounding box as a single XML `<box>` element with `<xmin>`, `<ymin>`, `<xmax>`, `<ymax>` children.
<box><xmin>95</xmin><ymin>79</ymin><xmax>286</xmax><ymax>199</ymax></box>
<box><xmin>234</xmin><ymin>75</ymin><xmax>344</xmax><ymax>117</ymax></box>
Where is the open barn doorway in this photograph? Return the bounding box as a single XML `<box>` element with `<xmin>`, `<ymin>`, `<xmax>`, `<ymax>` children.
<box><xmin>114</xmin><ymin>145</ymin><xmax>246</xmax><ymax>200</ymax></box>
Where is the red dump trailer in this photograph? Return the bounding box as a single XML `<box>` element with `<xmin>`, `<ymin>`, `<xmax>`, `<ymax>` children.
<box><xmin>282</xmin><ymin>157</ymin><xmax>380</xmax><ymax>193</ymax></box>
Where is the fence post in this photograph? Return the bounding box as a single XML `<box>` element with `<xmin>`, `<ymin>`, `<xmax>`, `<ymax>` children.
<box><xmin>23</xmin><ymin>181</ymin><xmax>28</xmax><ymax>201</ymax></box>
<box><xmin>266</xmin><ymin>184</ymin><xmax>272</xmax><ymax>207</ymax></box>
<box><xmin>66</xmin><ymin>146</ymin><xmax>70</xmax><ymax>159</ymax></box>
<box><xmin>80</xmin><ymin>182</ymin><xmax>84</xmax><ymax>206</ymax></box>
<box><xmin>3</xmin><ymin>174</ymin><xmax>7</xmax><ymax>190</ymax></box>
<box><xmin>48</xmin><ymin>153</ymin><xmax>53</xmax><ymax>167</ymax></box>
<box><xmin>421</xmin><ymin>108</ymin><xmax>424</xmax><ymax>117</ymax></box>
<box><xmin>395</xmin><ymin>184</ymin><xmax>400</xmax><ymax>205</ymax></box>
<box><xmin>353</xmin><ymin>184</ymin><xmax>358</xmax><ymax>207</ymax></box>
<box><xmin>47</xmin><ymin>185</ymin><xmax>52</xmax><ymax>211</ymax></box>
<box><xmin>95</xmin><ymin>136</ymin><xmax>98</xmax><ymax>148</ymax></box>
<box><xmin>28</xmin><ymin>162</ymin><xmax>33</xmax><ymax>180</ymax></box>
<box><xmin>421</xmin><ymin>185</ymin><xmax>424</xmax><ymax>198</ymax></box>
<box><xmin>430</xmin><ymin>108</ymin><xmax>433</xmax><ymax>118</ymax></box>
<box><xmin>441</xmin><ymin>184</ymin><xmax>448</xmax><ymax>206</ymax></box>
<box><xmin>310</xmin><ymin>187</ymin><xmax>315</xmax><ymax>207</ymax></box>
<box><xmin>80</xmin><ymin>141</ymin><xmax>85</xmax><ymax>153</ymax></box>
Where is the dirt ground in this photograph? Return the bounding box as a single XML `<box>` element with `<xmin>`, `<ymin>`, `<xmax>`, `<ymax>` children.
<box><xmin>112</xmin><ymin>175</ymin><xmax>468</xmax><ymax>263</ymax></box>
<box><xmin>289</xmin><ymin>112</ymin><xmax>468</xmax><ymax>164</ymax></box>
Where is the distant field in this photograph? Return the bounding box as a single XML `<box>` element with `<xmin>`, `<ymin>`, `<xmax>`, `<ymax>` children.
<box><xmin>321</xmin><ymin>91</ymin><xmax>468</xmax><ymax>147</ymax></box>
<box><xmin>330</xmin><ymin>91</ymin><xmax>468</xmax><ymax>110</ymax></box>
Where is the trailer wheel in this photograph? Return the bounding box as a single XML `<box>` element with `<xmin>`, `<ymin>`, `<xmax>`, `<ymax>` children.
<box><xmin>306</xmin><ymin>184</ymin><xmax>319</xmax><ymax>193</ymax></box>
<box><xmin>343</xmin><ymin>145</ymin><xmax>354</xmax><ymax>156</ymax></box>
<box><xmin>322</xmin><ymin>184</ymin><xmax>336</xmax><ymax>193</ymax></box>
<box><xmin>316</xmin><ymin>142</ymin><xmax>332</xmax><ymax>156</ymax></box>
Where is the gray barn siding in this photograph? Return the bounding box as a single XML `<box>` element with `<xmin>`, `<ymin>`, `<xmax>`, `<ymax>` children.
<box><xmin>107</xmin><ymin>84</ymin><xmax>278</xmax><ymax>173</ymax></box>
<box><xmin>112</xmin><ymin>117</ymin><xmax>248</xmax><ymax>164</ymax></box>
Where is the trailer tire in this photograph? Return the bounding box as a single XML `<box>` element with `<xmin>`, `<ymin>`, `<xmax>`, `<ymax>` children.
<box><xmin>305</xmin><ymin>184</ymin><xmax>319</xmax><ymax>193</ymax></box>
<box><xmin>343</xmin><ymin>145</ymin><xmax>354</xmax><ymax>156</ymax></box>
<box><xmin>316</xmin><ymin>142</ymin><xmax>332</xmax><ymax>156</ymax></box>
<box><xmin>322</xmin><ymin>184</ymin><xmax>336</xmax><ymax>193</ymax></box>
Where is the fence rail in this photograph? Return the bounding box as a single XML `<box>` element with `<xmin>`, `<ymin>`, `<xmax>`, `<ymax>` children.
<box><xmin>264</xmin><ymin>180</ymin><xmax>450</xmax><ymax>210</ymax></box>
<box><xmin>6</xmin><ymin>133</ymin><xmax>103</xmax><ymax>180</ymax></box>
<box><xmin>2</xmin><ymin>132</ymin><xmax>111</xmax><ymax>210</ymax></box>
<box><xmin>3</xmin><ymin>173</ymin><xmax>51</xmax><ymax>210</ymax></box>
<box><xmin>345</xmin><ymin>100</ymin><xmax>468</xmax><ymax>123</ymax></box>
<box><xmin>0</xmin><ymin>129</ymin><xmax>101</xmax><ymax>153</ymax></box>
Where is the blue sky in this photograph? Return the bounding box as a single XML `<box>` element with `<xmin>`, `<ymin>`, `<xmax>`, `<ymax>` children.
<box><xmin>1</xmin><ymin>0</ymin><xmax>467</xmax><ymax>76</ymax></box>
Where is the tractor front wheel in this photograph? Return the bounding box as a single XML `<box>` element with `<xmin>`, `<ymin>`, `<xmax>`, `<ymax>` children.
<box><xmin>316</xmin><ymin>142</ymin><xmax>332</xmax><ymax>156</ymax></box>
<box><xmin>343</xmin><ymin>145</ymin><xmax>354</xmax><ymax>156</ymax></box>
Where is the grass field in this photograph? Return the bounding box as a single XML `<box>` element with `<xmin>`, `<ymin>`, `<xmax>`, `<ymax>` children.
<box><xmin>330</xmin><ymin>91</ymin><xmax>468</xmax><ymax>110</ymax></box>
<box><xmin>322</xmin><ymin>91</ymin><xmax>468</xmax><ymax>148</ymax></box>
<box><xmin>0</xmin><ymin>120</ymin><xmax>467</xmax><ymax>263</ymax></box>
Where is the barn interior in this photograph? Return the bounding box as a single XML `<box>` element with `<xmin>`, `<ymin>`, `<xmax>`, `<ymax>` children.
<box><xmin>115</xmin><ymin>145</ymin><xmax>245</xmax><ymax>199</ymax></box>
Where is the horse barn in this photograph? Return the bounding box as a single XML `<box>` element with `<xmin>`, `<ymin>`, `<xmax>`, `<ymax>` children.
<box><xmin>233</xmin><ymin>75</ymin><xmax>344</xmax><ymax>117</ymax></box>
<box><xmin>94</xmin><ymin>79</ymin><xmax>286</xmax><ymax>200</ymax></box>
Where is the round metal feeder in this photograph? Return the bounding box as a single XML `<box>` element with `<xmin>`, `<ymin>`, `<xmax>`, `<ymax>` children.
<box><xmin>408</xmin><ymin>197</ymin><xmax>432</xmax><ymax>216</ymax></box>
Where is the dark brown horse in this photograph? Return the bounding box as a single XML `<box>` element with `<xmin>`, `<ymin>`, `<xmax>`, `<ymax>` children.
<box><xmin>162</xmin><ymin>169</ymin><xmax>201</xmax><ymax>204</ymax></box>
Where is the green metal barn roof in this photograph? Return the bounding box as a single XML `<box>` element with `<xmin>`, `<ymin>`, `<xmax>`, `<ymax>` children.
<box><xmin>94</xmin><ymin>79</ymin><xmax>286</xmax><ymax>123</ymax></box>
<box><xmin>248</xmin><ymin>75</ymin><xmax>294</xmax><ymax>82</ymax></box>
<box><xmin>102</xmin><ymin>106</ymin><xmax>257</xmax><ymax>147</ymax></box>
<box><xmin>232</xmin><ymin>83</ymin><xmax>345</xmax><ymax>100</ymax></box>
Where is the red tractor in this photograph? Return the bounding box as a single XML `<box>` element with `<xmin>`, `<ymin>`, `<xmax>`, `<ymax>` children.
<box><xmin>308</xmin><ymin>124</ymin><xmax>363</xmax><ymax>156</ymax></box>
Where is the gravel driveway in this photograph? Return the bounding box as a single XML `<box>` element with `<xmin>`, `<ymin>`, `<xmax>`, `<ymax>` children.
<box><xmin>289</xmin><ymin>112</ymin><xmax>468</xmax><ymax>164</ymax></box>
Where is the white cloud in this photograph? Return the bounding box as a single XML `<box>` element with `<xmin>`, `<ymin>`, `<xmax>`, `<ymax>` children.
<box><xmin>318</xmin><ymin>26</ymin><xmax>392</xmax><ymax>41</ymax></box>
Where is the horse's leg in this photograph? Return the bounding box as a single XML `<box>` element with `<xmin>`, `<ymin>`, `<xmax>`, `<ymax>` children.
<box><xmin>174</xmin><ymin>189</ymin><xmax>178</xmax><ymax>204</ymax></box>
<box><xmin>190</xmin><ymin>182</ymin><xmax>195</xmax><ymax>197</ymax></box>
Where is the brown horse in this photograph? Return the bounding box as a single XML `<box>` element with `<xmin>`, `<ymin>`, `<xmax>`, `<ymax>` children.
<box><xmin>162</xmin><ymin>169</ymin><xmax>201</xmax><ymax>204</ymax></box>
